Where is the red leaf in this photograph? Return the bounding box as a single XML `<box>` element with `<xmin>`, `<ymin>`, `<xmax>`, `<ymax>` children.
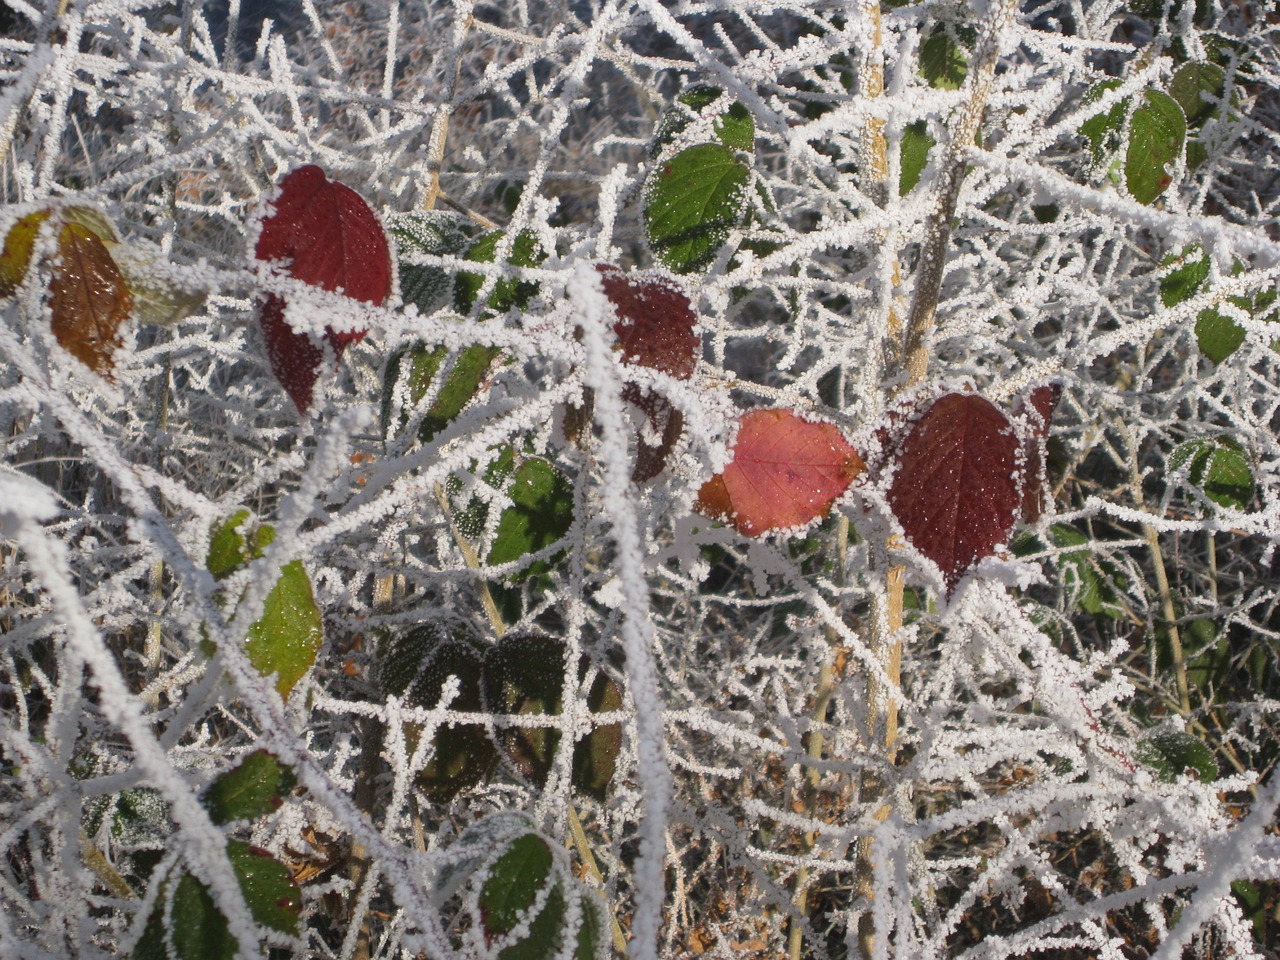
<box><xmin>696</xmin><ymin>408</ymin><xmax>864</xmax><ymax>536</ymax></box>
<box><xmin>1014</xmin><ymin>382</ymin><xmax>1062</xmax><ymax>523</ymax></box>
<box><xmin>886</xmin><ymin>392</ymin><xmax>1021</xmax><ymax>594</ymax></box>
<box><xmin>49</xmin><ymin>222</ymin><xmax>132</xmax><ymax>377</ymax></box>
<box><xmin>597</xmin><ymin>263</ymin><xmax>699</xmax><ymax>379</ymax></box>
<box><xmin>567</xmin><ymin>265</ymin><xmax>701</xmax><ymax>481</ymax></box>
<box><xmin>254</xmin><ymin>165</ymin><xmax>391</xmax><ymax>413</ymax></box>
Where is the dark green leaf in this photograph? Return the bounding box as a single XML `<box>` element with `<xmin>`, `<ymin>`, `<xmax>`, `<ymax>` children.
<box><xmin>1168</xmin><ymin>62</ymin><xmax>1225</xmax><ymax>128</ymax></box>
<box><xmin>1125</xmin><ymin>90</ymin><xmax>1186</xmax><ymax>204</ymax></box>
<box><xmin>381</xmin><ymin>624</ymin><xmax>495</xmax><ymax>800</ymax></box>
<box><xmin>486</xmin><ymin>457</ymin><xmax>574</xmax><ymax>578</ymax></box>
<box><xmin>1169</xmin><ymin>438</ymin><xmax>1254</xmax><ymax>510</ymax></box>
<box><xmin>389</xmin><ymin>211</ymin><xmax>474</xmax><ymax>315</ymax></box>
<box><xmin>644</xmin><ymin>143</ymin><xmax>750</xmax><ymax>274</ymax></box>
<box><xmin>482</xmin><ymin>634</ymin><xmax>565</xmax><ymax>786</ymax></box>
<box><xmin>1079</xmin><ymin>80</ymin><xmax>1126</xmax><ymax>168</ymax></box>
<box><xmin>1159</xmin><ymin>245</ymin><xmax>1210</xmax><ymax>307</ymax></box>
<box><xmin>227</xmin><ymin>840</ymin><xmax>301</xmax><ymax>935</ymax></box>
<box><xmin>572</xmin><ymin>673</ymin><xmax>622</xmax><ymax>800</ymax></box>
<box><xmin>455</xmin><ymin>229</ymin><xmax>545</xmax><ymax>315</ymax></box>
<box><xmin>575</xmin><ymin>890</ymin><xmax>609</xmax><ymax>960</ymax></box>
<box><xmin>133</xmin><ymin>841</ymin><xmax>300</xmax><ymax>960</ymax></box>
<box><xmin>381</xmin><ymin>336</ymin><xmax>501</xmax><ymax>445</ymax></box>
<box><xmin>899</xmin><ymin>120</ymin><xmax>935</xmax><ymax>196</ymax></box>
<box><xmin>920</xmin><ymin>28</ymin><xmax>968</xmax><ymax>90</ymax></box>
<box><xmin>203</xmin><ymin>751</ymin><xmax>296</xmax><ymax>825</ymax></box>
<box><xmin>480</xmin><ymin>833</ymin><xmax>555</xmax><ymax>940</ymax></box>
<box><xmin>1136</xmin><ymin>731</ymin><xmax>1218</xmax><ymax>783</ymax></box>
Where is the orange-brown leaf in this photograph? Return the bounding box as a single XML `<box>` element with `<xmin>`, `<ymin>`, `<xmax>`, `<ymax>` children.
<box><xmin>696</xmin><ymin>408</ymin><xmax>864</xmax><ymax>536</ymax></box>
<box><xmin>49</xmin><ymin>222</ymin><xmax>132</xmax><ymax>376</ymax></box>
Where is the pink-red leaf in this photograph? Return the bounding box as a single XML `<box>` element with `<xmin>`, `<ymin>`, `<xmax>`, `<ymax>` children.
<box><xmin>696</xmin><ymin>408</ymin><xmax>864</xmax><ymax>536</ymax></box>
<box><xmin>886</xmin><ymin>392</ymin><xmax>1021</xmax><ymax>594</ymax></box>
<box><xmin>254</xmin><ymin>165</ymin><xmax>391</xmax><ymax>413</ymax></box>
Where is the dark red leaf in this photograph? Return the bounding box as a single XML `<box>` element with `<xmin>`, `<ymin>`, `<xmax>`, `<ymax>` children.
<box><xmin>49</xmin><ymin>222</ymin><xmax>132</xmax><ymax>377</ymax></box>
<box><xmin>597</xmin><ymin>263</ymin><xmax>699</xmax><ymax>379</ymax></box>
<box><xmin>591</xmin><ymin>264</ymin><xmax>699</xmax><ymax>480</ymax></box>
<box><xmin>1014</xmin><ymin>382</ymin><xmax>1062</xmax><ymax>523</ymax></box>
<box><xmin>260</xmin><ymin>295</ymin><xmax>325</xmax><ymax>414</ymax></box>
<box><xmin>886</xmin><ymin>392</ymin><xmax>1021</xmax><ymax>594</ymax></box>
<box><xmin>254</xmin><ymin>165</ymin><xmax>391</xmax><ymax>413</ymax></box>
<box><xmin>696</xmin><ymin>408</ymin><xmax>864</xmax><ymax>536</ymax></box>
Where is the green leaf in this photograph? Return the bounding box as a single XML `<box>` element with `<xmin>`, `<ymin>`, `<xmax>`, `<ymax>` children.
<box><xmin>919</xmin><ymin>28</ymin><xmax>968</xmax><ymax>90</ymax></box>
<box><xmin>381</xmin><ymin>336</ymin><xmax>502</xmax><ymax>444</ymax></box>
<box><xmin>388</xmin><ymin>211</ymin><xmax>474</xmax><ymax>315</ymax></box>
<box><xmin>203</xmin><ymin>751</ymin><xmax>296</xmax><ymax>826</ymax></box>
<box><xmin>480</xmin><ymin>833</ymin><xmax>555</xmax><ymax>940</ymax></box>
<box><xmin>1048</xmin><ymin>524</ymin><xmax>1125</xmax><ymax>618</ymax></box>
<box><xmin>571</xmin><ymin>672</ymin><xmax>623</xmax><ymax>800</ymax></box>
<box><xmin>1136</xmin><ymin>731</ymin><xmax>1218</xmax><ymax>783</ymax></box>
<box><xmin>1079</xmin><ymin>80</ymin><xmax>1126</xmax><ymax>168</ymax></box>
<box><xmin>653</xmin><ymin>86</ymin><xmax>755</xmax><ymax>155</ymax></box>
<box><xmin>226</xmin><ymin>840</ymin><xmax>301</xmax><ymax>935</ymax></box>
<box><xmin>1168</xmin><ymin>61</ymin><xmax>1225</xmax><ymax>128</ymax></box>
<box><xmin>575</xmin><ymin>890</ymin><xmax>610</xmax><ymax>960</ymax></box>
<box><xmin>455</xmin><ymin>229</ymin><xmax>545</xmax><ymax>315</ymax></box>
<box><xmin>486</xmin><ymin>457</ymin><xmax>574</xmax><ymax>578</ymax></box>
<box><xmin>1159</xmin><ymin>245</ymin><xmax>1210</xmax><ymax>307</ymax></box>
<box><xmin>206</xmin><ymin>512</ymin><xmax>322</xmax><ymax>698</ymax></box>
<box><xmin>133</xmin><ymin>841</ymin><xmax>301</xmax><ymax>960</ymax></box>
<box><xmin>644</xmin><ymin>143</ymin><xmax>750</xmax><ymax>274</ymax></box>
<box><xmin>899</xmin><ymin>120</ymin><xmax>935</xmax><ymax>196</ymax></box>
<box><xmin>1124</xmin><ymin>89</ymin><xmax>1186</xmax><ymax>204</ymax></box>
<box><xmin>1169</xmin><ymin>438</ymin><xmax>1255</xmax><ymax>510</ymax></box>
<box><xmin>380</xmin><ymin>624</ymin><xmax>495</xmax><ymax>800</ymax></box>
<box><xmin>247</xmin><ymin>559</ymin><xmax>322</xmax><ymax>699</ymax></box>
<box><xmin>1195</xmin><ymin>303</ymin><xmax>1248</xmax><ymax>363</ymax></box>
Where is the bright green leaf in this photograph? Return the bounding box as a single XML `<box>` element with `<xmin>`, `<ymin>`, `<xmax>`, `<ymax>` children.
<box><xmin>899</xmin><ymin>120</ymin><xmax>935</xmax><ymax>196</ymax></box>
<box><xmin>247</xmin><ymin>559</ymin><xmax>322</xmax><ymax>699</ymax></box>
<box><xmin>1125</xmin><ymin>89</ymin><xmax>1186</xmax><ymax>204</ymax></box>
<box><xmin>653</xmin><ymin>86</ymin><xmax>755</xmax><ymax>155</ymax></box>
<box><xmin>381</xmin><ymin>336</ymin><xmax>501</xmax><ymax>444</ymax></box>
<box><xmin>1195</xmin><ymin>304</ymin><xmax>1248</xmax><ymax>363</ymax></box>
<box><xmin>486</xmin><ymin>457</ymin><xmax>574</xmax><ymax>577</ymax></box>
<box><xmin>455</xmin><ymin>229</ymin><xmax>545</xmax><ymax>315</ymax></box>
<box><xmin>644</xmin><ymin>143</ymin><xmax>750</xmax><ymax>274</ymax></box>
<box><xmin>1169</xmin><ymin>438</ymin><xmax>1255</xmax><ymax>510</ymax></box>
<box><xmin>1159</xmin><ymin>244</ymin><xmax>1210</xmax><ymax>307</ymax></box>
<box><xmin>1080</xmin><ymin>80</ymin><xmax>1126</xmax><ymax>169</ymax></box>
<box><xmin>203</xmin><ymin>751</ymin><xmax>296</xmax><ymax>826</ymax></box>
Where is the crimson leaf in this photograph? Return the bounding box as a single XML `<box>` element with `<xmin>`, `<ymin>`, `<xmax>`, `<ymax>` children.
<box><xmin>253</xmin><ymin>165</ymin><xmax>391</xmax><ymax>413</ymax></box>
<box><xmin>886</xmin><ymin>392</ymin><xmax>1021</xmax><ymax>594</ymax></box>
<box><xmin>696</xmin><ymin>408</ymin><xmax>864</xmax><ymax>536</ymax></box>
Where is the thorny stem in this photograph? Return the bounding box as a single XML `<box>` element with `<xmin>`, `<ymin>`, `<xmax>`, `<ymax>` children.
<box><xmin>902</xmin><ymin>0</ymin><xmax>1017</xmax><ymax>384</ymax></box>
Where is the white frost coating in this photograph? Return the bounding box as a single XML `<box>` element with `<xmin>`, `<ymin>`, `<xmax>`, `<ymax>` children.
<box><xmin>569</xmin><ymin>260</ymin><xmax>672</xmax><ymax>960</ymax></box>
